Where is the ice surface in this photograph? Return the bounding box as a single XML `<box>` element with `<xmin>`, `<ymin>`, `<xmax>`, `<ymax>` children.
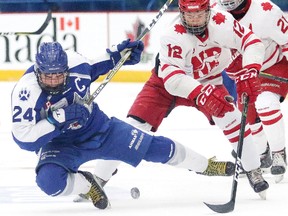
<box><xmin>1</xmin><ymin>82</ymin><xmax>287</xmax><ymax>216</ymax></box>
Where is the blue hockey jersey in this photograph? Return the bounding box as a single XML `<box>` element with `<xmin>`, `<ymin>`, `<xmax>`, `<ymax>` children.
<box><xmin>11</xmin><ymin>50</ymin><xmax>116</xmax><ymax>152</ymax></box>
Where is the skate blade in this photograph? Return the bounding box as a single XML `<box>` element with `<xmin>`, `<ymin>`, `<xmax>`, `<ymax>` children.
<box><xmin>258</xmin><ymin>190</ymin><xmax>267</xmax><ymax>200</ymax></box>
<box><xmin>261</xmin><ymin>167</ymin><xmax>271</xmax><ymax>175</ymax></box>
<box><xmin>274</xmin><ymin>174</ymin><xmax>284</xmax><ymax>184</ymax></box>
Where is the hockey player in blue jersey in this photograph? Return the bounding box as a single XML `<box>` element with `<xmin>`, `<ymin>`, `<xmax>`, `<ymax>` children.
<box><xmin>11</xmin><ymin>41</ymin><xmax>234</xmax><ymax>210</ymax></box>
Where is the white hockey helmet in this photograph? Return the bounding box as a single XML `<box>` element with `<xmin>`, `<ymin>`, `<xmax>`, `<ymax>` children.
<box><xmin>218</xmin><ymin>0</ymin><xmax>244</xmax><ymax>11</ymax></box>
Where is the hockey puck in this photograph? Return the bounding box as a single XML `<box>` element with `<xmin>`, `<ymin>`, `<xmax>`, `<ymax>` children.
<box><xmin>130</xmin><ymin>187</ymin><xmax>140</xmax><ymax>199</ymax></box>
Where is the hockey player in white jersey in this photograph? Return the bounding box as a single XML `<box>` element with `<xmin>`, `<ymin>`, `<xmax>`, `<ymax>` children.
<box><xmin>80</xmin><ymin>0</ymin><xmax>270</xmax><ymax>201</ymax></box>
<box><xmin>216</xmin><ymin>0</ymin><xmax>288</xmax><ymax>183</ymax></box>
<box><xmin>11</xmin><ymin>41</ymin><xmax>236</xmax><ymax>209</ymax></box>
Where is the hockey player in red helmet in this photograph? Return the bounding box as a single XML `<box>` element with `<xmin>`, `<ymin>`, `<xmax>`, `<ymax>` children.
<box><xmin>178</xmin><ymin>0</ymin><xmax>211</xmax><ymax>35</ymax></box>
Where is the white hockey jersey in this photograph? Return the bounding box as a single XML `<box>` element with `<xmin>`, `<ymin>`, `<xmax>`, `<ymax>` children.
<box><xmin>157</xmin><ymin>7</ymin><xmax>265</xmax><ymax>99</ymax></box>
<box><xmin>213</xmin><ymin>0</ymin><xmax>288</xmax><ymax>70</ymax></box>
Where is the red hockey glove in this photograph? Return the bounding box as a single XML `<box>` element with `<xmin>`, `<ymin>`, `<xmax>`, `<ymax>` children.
<box><xmin>194</xmin><ymin>84</ymin><xmax>234</xmax><ymax>118</ymax></box>
<box><xmin>235</xmin><ymin>68</ymin><xmax>262</xmax><ymax>104</ymax></box>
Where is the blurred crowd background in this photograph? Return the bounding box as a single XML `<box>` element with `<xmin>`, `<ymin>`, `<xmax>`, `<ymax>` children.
<box><xmin>0</xmin><ymin>0</ymin><xmax>287</xmax><ymax>12</ymax></box>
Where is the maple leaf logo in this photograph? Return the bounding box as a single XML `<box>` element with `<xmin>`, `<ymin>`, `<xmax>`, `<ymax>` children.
<box><xmin>261</xmin><ymin>2</ymin><xmax>273</xmax><ymax>11</ymax></box>
<box><xmin>212</xmin><ymin>12</ymin><xmax>226</xmax><ymax>25</ymax></box>
<box><xmin>174</xmin><ymin>24</ymin><xmax>187</xmax><ymax>34</ymax></box>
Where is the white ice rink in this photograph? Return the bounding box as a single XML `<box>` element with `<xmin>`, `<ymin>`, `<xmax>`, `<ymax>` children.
<box><xmin>0</xmin><ymin>81</ymin><xmax>287</xmax><ymax>216</ymax></box>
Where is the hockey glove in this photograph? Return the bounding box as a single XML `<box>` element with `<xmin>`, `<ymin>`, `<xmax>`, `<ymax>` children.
<box><xmin>194</xmin><ymin>84</ymin><xmax>234</xmax><ymax>118</ymax></box>
<box><xmin>107</xmin><ymin>39</ymin><xmax>144</xmax><ymax>65</ymax></box>
<box><xmin>234</xmin><ymin>67</ymin><xmax>262</xmax><ymax>104</ymax></box>
<box><xmin>47</xmin><ymin>103</ymin><xmax>90</xmax><ymax>132</ymax></box>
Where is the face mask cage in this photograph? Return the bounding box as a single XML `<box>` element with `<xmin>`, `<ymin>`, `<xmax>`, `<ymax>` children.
<box><xmin>218</xmin><ymin>0</ymin><xmax>244</xmax><ymax>11</ymax></box>
<box><xmin>180</xmin><ymin>9</ymin><xmax>211</xmax><ymax>35</ymax></box>
<box><xmin>35</xmin><ymin>69</ymin><xmax>69</xmax><ymax>95</ymax></box>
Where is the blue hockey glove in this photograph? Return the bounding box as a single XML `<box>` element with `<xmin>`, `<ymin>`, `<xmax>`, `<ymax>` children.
<box><xmin>47</xmin><ymin>103</ymin><xmax>90</xmax><ymax>132</ymax></box>
<box><xmin>106</xmin><ymin>39</ymin><xmax>144</xmax><ymax>65</ymax></box>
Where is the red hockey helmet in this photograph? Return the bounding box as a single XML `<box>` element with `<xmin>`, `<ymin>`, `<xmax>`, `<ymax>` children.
<box><xmin>179</xmin><ymin>0</ymin><xmax>210</xmax><ymax>12</ymax></box>
<box><xmin>178</xmin><ymin>0</ymin><xmax>211</xmax><ymax>35</ymax></box>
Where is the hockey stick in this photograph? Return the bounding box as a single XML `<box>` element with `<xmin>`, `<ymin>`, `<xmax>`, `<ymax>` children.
<box><xmin>86</xmin><ymin>0</ymin><xmax>174</xmax><ymax>105</ymax></box>
<box><xmin>259</xmin><ymin>72</ymin><xmax>288</xmax><ymax>83</ymax></box>
<box><xmin>0</xmin><ymin>10</ymin><xmax>52</xmax><ymax>36</ymax></box>
<box><xmin>204</xmin><ymin>94</ymin><xmax>249</xmax><ymax>213</ymax></box>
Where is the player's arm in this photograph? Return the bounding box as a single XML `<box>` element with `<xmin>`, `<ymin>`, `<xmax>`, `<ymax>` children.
<box><xmin>158</xmin><ymin>35</ymin><xmax>234</xmax><ymax>118</ymax></box>
<box><xmin>157</xmin><ymin>34</ymin><xmax>201</xmax><ymax>98</ymax></box>
<box><xmin>222</xmin><ymin>13</ymin><xmax>264</xmax><ymax>104</ymax></box>
<box><xmin>11</xmin><ymin>81</ymin><xmax>60</xmax><ymax>152</ymax></box>
<box><xmin>265</xmin><ymin>6</ymin><xmax>288</xmax><ymax>59</ymax></box>
<box><xmin>89</xmin><ymin>39</ymin><xmax>144</xmax><ymax>81</ymax></box>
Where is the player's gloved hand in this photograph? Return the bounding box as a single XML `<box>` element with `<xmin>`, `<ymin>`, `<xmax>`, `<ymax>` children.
<box><xmin>47</xmin><ymin>103</ymin><xmax>90</xmax><ymax>132</ymax></box>
<box><xmin>107</xmin><ymin>39</ymin><xmax>144</xmax><ymax>65</ymax></box>
<box><xmin>234</xmin><ymin>67</ymin><xmax>262</xmax><ymax>104</ymax></box>
<box><xmin>193</xmin><ymin>84</ymin><xmax>234</xmax><ymax>118</ymax></box>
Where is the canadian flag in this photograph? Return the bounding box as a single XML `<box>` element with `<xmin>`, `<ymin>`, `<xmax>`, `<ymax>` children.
<box><xmin>60</xmin><ymin>17</ymin><xmax>80</xmax><ymax>31</ymax></box>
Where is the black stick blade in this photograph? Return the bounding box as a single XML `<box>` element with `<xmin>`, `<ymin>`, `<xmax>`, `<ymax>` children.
<box><xmin>204</xmin><ymin>200</ymin><xmax>235</xmax><ymax>214</ymax></box>
<box><xmin>18</xmin><ymin>10</ymin><xmax>52</xmax><ymax>35</ymax></box>
<box><xmin>0</xmin><ymin>10</ymin><xmax>52</xmax><ymax>36</ymax></box>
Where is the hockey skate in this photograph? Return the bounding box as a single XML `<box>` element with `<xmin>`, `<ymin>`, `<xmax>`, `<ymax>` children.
<box><xmin>259</xmin><ymin>144</ymin><xmax>272</xmax><ymax>174</ymax></box>
<box><xmin>271</xmin><ymin>148</ymin><xmax>287</xmax><ymax>183</ymax></box>
<box><xmin>246</xmin><ymin>168</ymin><xmax>269</xmax><ymax>199</ymax></box>
<box><xmin>78</xmin><ymin>171</ymin><xmax>110</xmax><ymax>209</ymax></box>
<box><xmin>74</xmin><ymin>169</ymin><xmax>117</xmax><ymax>203</ymax></box>
<box><xmin>197</xmin><ymin>157</ymin><xmax>235</xmax><ymax>176</ymax></box>
<box><xmin>231</xmin><ymin>144</ymin><xmax>272</xmax><ymax>175</ymax></box>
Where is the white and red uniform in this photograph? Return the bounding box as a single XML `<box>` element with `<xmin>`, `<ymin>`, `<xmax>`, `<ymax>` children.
<box><xmin>214</xmin><ymin>0</ymin><xmax>288</xmax><ymax>155</ymax></box>
<box><xmin>158</xmin><ymin>9</ymin><xmax>264</xmax><ymax>97</ymax></box>
<box><xmin>128</xmin><ymin>8</ymin><xmax>265</xmax><ymax>171</ymax></box>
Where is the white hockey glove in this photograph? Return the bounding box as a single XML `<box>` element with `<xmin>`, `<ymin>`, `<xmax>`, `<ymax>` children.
<box><xmin>47</xmin><ymin>103</ymin><xmax>90</xmax><ymax>132</ymax></box>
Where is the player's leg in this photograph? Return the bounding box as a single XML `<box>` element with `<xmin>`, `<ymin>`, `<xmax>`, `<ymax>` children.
<box><xmin>36</xmin><ymin>143</ymin><xmax>109</xmax><ymax>209</ymax></box>
<box><xmin>143</xmin><ymin>136</ymin><xmax>235</xmax><ymax>176</ymax></box>
<box><xmin>74</xmin><ymin>71</ymin><xmax>174</xmax><ymax>202</ymax></box>
<box><xmin>256</xmin><ymin>91</ymin><xmax>287</xmax><ymax>182</ymax></box>
<box><xmin>86</xmin><ymin>71</ymin><xmax>175</xmax><ymax>183</ymax></box>
<box><xmin>210</xmin><ymin>92</ymin><xmax>269</xmax><ymax>196</ymax></box>
<box><xmin>127</xmin><ymin>70</ymin><xmax>177</xmax><ymax>132</ymax></box>
<box><xmin>73</xmin><ymin>160</ymin><xmax>120</xmax><ymax>202</ymax></box>
<box><xmin>256</xmin><ymin>59</ymin><xmax>288</xmax><ymax>183</ymax></box>
<box><xmin>236</xmin><ymin>103</ymin><xmax>272</xmax><ymax>172</ymax></box>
